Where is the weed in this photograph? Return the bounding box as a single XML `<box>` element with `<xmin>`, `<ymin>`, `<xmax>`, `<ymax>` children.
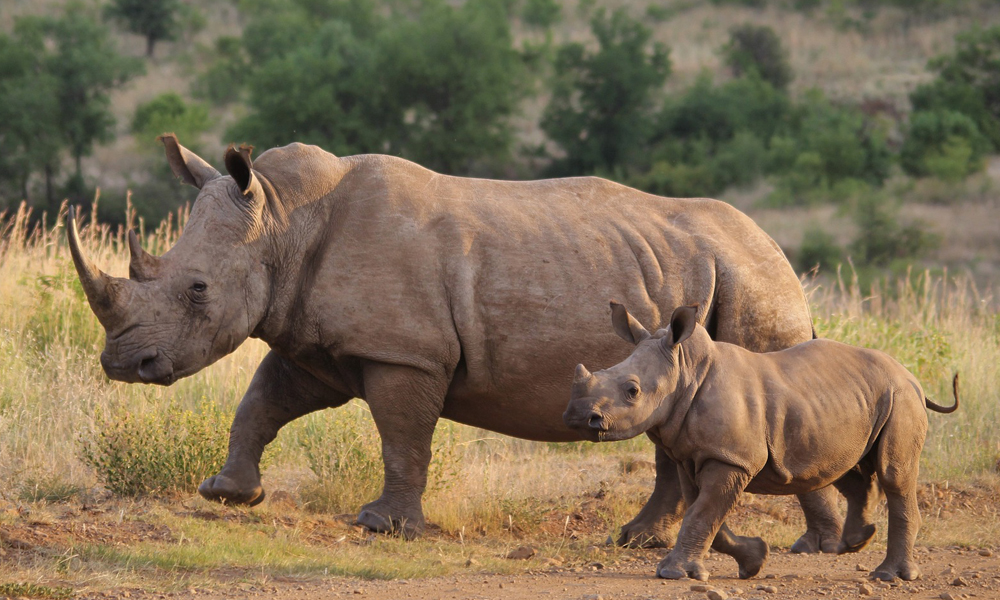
<box><xmin>0</xmin><ymin>583</ymin><xmax>73</xmax><ymax>599</ymax></box>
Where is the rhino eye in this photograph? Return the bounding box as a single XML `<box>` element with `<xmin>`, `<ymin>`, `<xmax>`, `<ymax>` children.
<box><xmin>191</xmin><ymin>282</ymin><xmax>207</xmax><ymax>293</ymax></box>
<box><xmin>625</xmin><ymin>383</ymin><xmax>640</xmax><ymax>400</ymax></box>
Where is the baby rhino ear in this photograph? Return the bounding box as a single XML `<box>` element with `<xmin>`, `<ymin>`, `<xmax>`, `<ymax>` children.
<box><xmin>610</xmin><ymin>301</ymin><xmax>651</xmax><ymax>345</ymax></box>
<box><xmin>160</xmin><ymin>133</ymin><xmax>221</xmax><ymax>189</ymax></box>
<box><xmin>665</xmin><ymin>305</ymin><xmax>698</xmax><ymax>347</ymax></box>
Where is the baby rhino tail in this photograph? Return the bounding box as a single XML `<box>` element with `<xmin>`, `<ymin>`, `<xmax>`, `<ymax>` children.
<box><xmin>925</xmin><ymin>373</ymin><xmax>960</xmax><ymax>414</ymax></box>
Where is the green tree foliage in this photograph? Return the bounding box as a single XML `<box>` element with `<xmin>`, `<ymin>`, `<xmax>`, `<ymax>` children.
<box><xmin>191</xmin><ymin>36</ymin><xmax>248</xmax><ymax>106</ymax></box>
<box><xmin>224</xmin><ymin>0</ymin><xmax>526</xmax><ymax>174</ymax></box>
<box><xmin>899</xmin><ymin>110</ymin><xmax>989</xmax><ymax>181</ymax></box>
<box><xmin>847</xmin><ymin>192</ymin><xmax>939</xmax><ymax>268</ymax></box>
<box><xmin>541</xmin><ymin>8</ymin><xmax>671</xmax><ymax>176</ymax></box>
<box><xmin>0</xmin><ymin>29</ymin><xmax>61</xmax><ymax>208</ymax></box>
<box><xmin>131</xmin><ymin>93</ymin><xmax>211</xmax><ymax>149</ymax></box>
<box><xmin>104</xmin><ymin>0</ymin><xmax>183</xmax><ymax>57</ymax></box>
<box><xmin>723</xmin><ymin>24</ymin><xmax>793</xmax><ymax>91</ymax></box>
<box><xmin>910</xmin><ymin>25</ymin><xmax>1000</xmax><ymax>150</ymax></box>
<box><xmin>521</xmin><ymin>0</ymin><xmax>561</xmax><ymax>28</ymax></box>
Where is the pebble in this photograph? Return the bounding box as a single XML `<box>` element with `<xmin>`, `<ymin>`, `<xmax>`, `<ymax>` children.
<box><xmin>756</xmin><ymin>585</ymin><xmax>777</xmax><ymax>593</ymax></box>
<box><xmin>940</xmin><ymin>593</ymin><xmax>959</xmax><ymax>600</ymax></box>
<box><xmin>582</xmin><ymin>595</ymin><xmax>604</xmax><ymax>600</ymax></box>
<box><xmin>979</xmin><ymin>549</ymin><xmax>993</xmax><ymax>557</ymax></box>
<box><xmin>352</xmin><ymin>589</ymin><xmax>365</xmax><ymax>595</ymax></box>
<box><xmin>952</xmin><ymin>577</ymin><xmax>968</xmax><ymax>586</ymax></box>
<box><xmin>858</xmin><ymin>583</ymin><xmax>874</xmax><ymax>596</ymax></box>
<box><xmin>690</xmin><ymin>584</ymin><xmax>712</xmax><ymax>592</ymax></box>
<box><xmin>707</xmin><ymin>591</ymin><xmax>728</xmax><ymax>600</ymax></box>
<box><xmin>856</xmin><ymin>564</ymin><xmax>868</xmax><ymax>571</ymax></box>
<box><xmin>506</xmin><ymin>545</ymin><xmax>536</xmax><ymax>560</ymax></box>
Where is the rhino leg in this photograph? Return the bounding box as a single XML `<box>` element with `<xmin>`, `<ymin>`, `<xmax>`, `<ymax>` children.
<box><xmin>870</xmin><ymin>419</ymin><xmax>923</xmax><ymax>582</ymax></box>
<box><xmin>834</xmin><ymin>468</ymin><xmax>879</xmax><ymax>553</ymax></box>
<box><xmin>790</xmin><ymin>487</ymin><xmax>843</xmax><ymax>553</ymax></box>
<box><xmin>356</xmin><ymin>362</ymin><xmax>447</xmax><ymax>540</ymax></box>
<box><xmin>617</xmin><ymin>446</ymin><xmax>685</xmax><ymax>548</ymax></box>
<box><xmin>656</xmin><ymin>460</ymin><xmax>751</xmax><ymax>582</ymax></box>
<box><xmin>200</xmin><ymin>351</ymin><xmax>346</xmax><ymax>506</ymax></box>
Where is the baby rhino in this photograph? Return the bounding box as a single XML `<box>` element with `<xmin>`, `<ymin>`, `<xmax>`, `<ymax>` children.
<box><xmin>564</xmin><ymin>303</ymin><xmax>958</xmax><ymax>582</ymax></box>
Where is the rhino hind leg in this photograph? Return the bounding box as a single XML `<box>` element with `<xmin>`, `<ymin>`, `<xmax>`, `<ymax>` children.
<box><xmin>833</xmin><ymin>466</ymin><xmax>880</xmax><ymax>554</ymax></box>
<box><xmin>200</xmin><ymin>351</ymin><xmax>346</xmax><ymax>506</ymax></box>
<box><xmin>356</xmin><ymin>362</ymin><xmax>448</xmax><ymax>540</ymax></box>
<box><xmin>870</xmin><ymin>419</ymin><xmax>923</xmax><ymax>582</ymax></box>
<box><xmin>617</xmin><ymin>447</ymin><xmax>685</xmax><ymax>548</ymax></box>
<box><xmin>790</xmin><ymin>486</ymin><xmax>843</xmax><ymax>554</ymax></box>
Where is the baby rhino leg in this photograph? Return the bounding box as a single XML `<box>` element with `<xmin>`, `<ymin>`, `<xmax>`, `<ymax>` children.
<box><xmin>833</xmin><ymin>467</ymin><xmax>879</xmax><ymax>553</ymax></box>
<box><xmin>871</xmin><ymin>414</ymin><xmax>925</xmax><ymax>582</ymax></box>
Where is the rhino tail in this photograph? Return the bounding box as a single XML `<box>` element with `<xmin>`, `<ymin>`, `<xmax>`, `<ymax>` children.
<box><xmin>925</xmin><ymin>373</ymin><xmax>959</xmax><ymax>414</ymax></box>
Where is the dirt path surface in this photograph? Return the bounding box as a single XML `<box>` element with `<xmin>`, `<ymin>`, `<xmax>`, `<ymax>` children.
<box><xmin>66</xmin><ymin>547</ymin><xmax>998</xmax><ymax>600</ymax></box>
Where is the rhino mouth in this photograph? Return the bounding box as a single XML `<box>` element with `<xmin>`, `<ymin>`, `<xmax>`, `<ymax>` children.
<box><xmin>101</xmin><ymin>347</ymin><xmax>176</xmax><ymax>385</ymax></box>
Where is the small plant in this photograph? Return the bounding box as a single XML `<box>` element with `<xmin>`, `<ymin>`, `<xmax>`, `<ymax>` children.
<box><xmin>0</xmin><ymin>583</ymin><xmax>73</xmax><ymax>599</ymax></box>
<box><xmin>79</xmin><ymin>402</ymin><xmax>232</xmax><ymax>496</ymax></box>
<box><xmin>18</xmin><ymin>475</ymin><xmax>80</xmax><ymax>503</ymax></box>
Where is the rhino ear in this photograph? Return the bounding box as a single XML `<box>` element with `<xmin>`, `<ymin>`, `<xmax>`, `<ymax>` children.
<box><xmin>610</xmin><ymin>301</ymin><xmax>651</xmax><ymax>345</ymax></box>
<box><xmin>665</xmin><ymin>305</ymin><xmax>699</xmax><ymax>348</ymax></box>
<box><xmin>159</xmin><ymin>133</ymin><xmax>221</xmax><ymax>189</ymax></box>
<box><xmin>224</xmin><ymin>143</ymin><xmax>257</xmax><ymax>197</ymax></box>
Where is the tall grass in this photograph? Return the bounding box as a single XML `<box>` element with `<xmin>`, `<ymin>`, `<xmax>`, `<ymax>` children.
<box><xmin>0</xmin><ymin>203</ymin><xmax>996</xmax><ymax>532</ymax></box>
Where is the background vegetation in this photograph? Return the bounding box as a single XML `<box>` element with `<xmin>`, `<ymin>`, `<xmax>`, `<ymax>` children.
<box><xmin>0</xmin><ymin>3</ymin><xmax>998</xmax><ymax>587</ymax></box>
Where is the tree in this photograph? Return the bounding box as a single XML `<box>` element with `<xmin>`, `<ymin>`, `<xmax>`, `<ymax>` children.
<box><xmin>131</xmin><ymin>93</ymin><xmax>211</xmax><ymax>150</ymax></box>
<box><xmin>541</xmin><ymin>8</ymin><xmax>671</xmax><ymax>176</ymax></box>
<box><xmin>723</xmin><ymin>24</ymin><xmax>793</xmax><ymax>92</ymax></box>
<box><xmin>0</xmin><ymin>29</ymin><xmax>62</xmax><ymax>208</ymax></box>
<box><xmin>104</xmin><ymin>0</ymin><xmax>183</xmax><ymax>57</ymax></box>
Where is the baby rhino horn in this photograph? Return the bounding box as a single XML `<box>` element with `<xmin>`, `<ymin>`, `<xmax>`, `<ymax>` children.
<box><xmin>572</xmin><ymin>364</ymin><xmax>596</xmax><ymax>396</ymax></box>
<box><xmin>574</xmin><ymin>364</ymin><xmax>593</xmax><ymax>383</ymax></box>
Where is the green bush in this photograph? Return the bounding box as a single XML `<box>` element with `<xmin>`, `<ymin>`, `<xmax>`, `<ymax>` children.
<box><xmin>541</xmin><ymin>7</ymin><xmax>670</xmax><ymax>176</ymax></box>
<box><xmin>131</xmin><ymin>93</ymin><xmax>210</xmax><ymax>149</ymax></box>
<box><xmin>899</xmin><ymin>110</ymin><xmax>989</xmax><ymax>180</ymax></box>
<box><xmin>847</xmin><ymin>191</ymin><xmax>940</xmax><ymax>268</ymax></box>
<box><xmin>797</xmin><ymin>225</ymin><xmax>843</xmax><ymax>273</ymax></box>
<box><xmin>521</xmin><ymin>0</ymin><xmax>561</xmax><ymax>28</ymax></box>
<box><xmin>80</xmin><ymin>402</ymin><xmax>234</xmax><ymax>497</ymax></box>
<box><xmin>723</xmin><ymin>24</ymin><xmax>793</xmax><ymax>91</ymax></box>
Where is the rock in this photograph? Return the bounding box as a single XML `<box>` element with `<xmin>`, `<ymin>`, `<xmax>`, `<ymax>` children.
<box><xmin>352</xmin><ymin>589</ymin><xmax>365</xmax><ymax>595</ymax></box>
<box><xmin>691</xmin><ymin>584</ymin><xmax>712</xmax><ymax>592</ymax></box>
<box><xmin>941</xmin><ymin>567</ymin><xmax>957</xmax><ymax>576</ymax></box>
<box><xmin>952</xmin><ymin>577</ymin><xmax>968</xmax><ymax>586</ymax></box>
<box><xmin>582</xmin><ymin>595</ymin><xmax>604</xmax><ymax>600</ymax></box>
<box><xmin>590</xmin><ymin>561</ymin><xmax>605</xmax><ymax>570</ymax></box>
<box><xmin>756</xmin><ymin>585</ymin><xmax>777</xmax><ymax>593</ymax></box>
<box><xmin>465</xmin><ymin>558</ymin><xmax>480</xmax><ymax>567</ymax></box>
<box><xmin>856</xmin><ymin>564</ymin><xmax>868</xmax><ymax>571</ymax></box>
<box><xmin>940</xmin><ymin>593</ymin><xmax>959</xmax><ymax>600</ymax></box>
<box><xmin>540</xmin><ymin>557</ymin><xmax>562</xmax><ymax>567</ymax></box>
<box><xmin>707</xmin><ymin>591</ymin><xmax>729</xmax><ymax>600</ymax></box>
<box><xmin>858</xmin><ymin>583</ymin><xmax>873</xmax><ymax>596</ymax></box>
<box><xmin>506</xmin><ymin>545</ymin><xmax>536</xmax><ymax>560</ymax></box>
<box><xmin>979</xmin><ymin>549</ymin><xmax>993</xmax><ymax>557</ymax></box>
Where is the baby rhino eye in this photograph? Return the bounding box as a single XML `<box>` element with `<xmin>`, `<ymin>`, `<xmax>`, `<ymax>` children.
<box><xmin>191</xmin><ymin>282</ymin><xmax>207</xmax><ymax>293</ymax></box>
<box><xmin>625</xmin><ymin>384</ymin><xmax>640</xmax><ymax>400</ymax></box>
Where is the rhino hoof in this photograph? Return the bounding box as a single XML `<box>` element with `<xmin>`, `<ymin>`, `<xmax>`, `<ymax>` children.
<box><xmin>357</xmin><ymin>508</ymin><xmax>393</xmax><ymax>533</ymax></box>
<box><xmin>357</xmin><ymin>507</ymin><xmax>424</xmax><ymax>540</ymax></box>
<box><xmin>198</xmin><ymin>475</ymin><xmax>265</xmax><ymax>507</ymax></box>
<box><xmin>837</xmin><ymin>524</ymin><xmax>876</xmax><ymax>554</ymax></box>
<box><xmin>736</xmin><ymin>537</ymin><xmax>769</xmax><ymax>579</ymax></box>
<box><xmin>790</xmin><ymin>530</ymin><xmax>839</xmax><ymax>554</ymax></box>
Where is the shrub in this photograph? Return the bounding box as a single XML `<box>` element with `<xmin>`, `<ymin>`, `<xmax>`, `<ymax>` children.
<box><xmin>847</xmin><ymin>191</ymin><xmax>940</xmax><ymax>268</ymax></box>
<box><xmin>131</xmin><ymin>93</ymin><xmax>210</xmax><ymax>150</ymax></box>
<box><xmin>899</xmin><ymin>110</ymin><xmax>989</xmax><ymax>180</ymax></box>
<box><xmin>541</xmin><ymin>7</ymin><xmax>671</xmax><ymax>176</ymax></box>
<box><xmin>80</xmin><ymin>402</ymin><xmax>234</xmax><ymax>497</ymax></box>
<box><xmin>797</xmin><ymin>225</ymin><xmax>843</xmax><ymax>273</ymax></box>
<box><xmin>521</xmin><ymin>0</ymin><xmax>561</xmax><ymax>28</ymax></box>
<box><xmin>723</xmin><ymin>24</ymin><xmax>793</xmax><ymax>92</ymax></box>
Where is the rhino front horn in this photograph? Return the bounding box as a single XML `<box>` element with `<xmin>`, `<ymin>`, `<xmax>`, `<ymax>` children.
<box><xmin>66</xmin><ymin>206</ymin><xmax>131</xmax><ymax>331</ymax></box>
<box><xmin>574</xmin><ymin>364</ymin><xmax>594</xmax><ymax>383</ymax></box>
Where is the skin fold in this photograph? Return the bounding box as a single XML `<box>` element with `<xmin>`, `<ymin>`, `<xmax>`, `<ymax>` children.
<box><xmin>564</xmin><ymin>303</ymin><xmax>958</xmax><ymax>582</ymax></box>
<box><xmin>69</xmin><ymin>135</ymin><xmax>842</xmax><ymax>547</ymax></box>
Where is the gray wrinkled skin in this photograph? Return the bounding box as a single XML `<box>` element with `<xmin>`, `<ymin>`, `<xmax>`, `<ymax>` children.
<box><xmin>565</xmin><ymin>304</ymin><xmax>959</xmax><ymax>582</ymax></box>
<box><xmin>69</xmin><ymin>135</ymin><xmax>842</xmax><ymax>545</ymax></box>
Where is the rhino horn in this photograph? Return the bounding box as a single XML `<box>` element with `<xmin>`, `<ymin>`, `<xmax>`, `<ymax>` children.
<box><xmin>66</xmin><ymin>206</ymin><xmax>132</xmax><ymax>331</ymax></box>
<box><xmin>574</xmin><ymin>364</ymin><xmax>594</xmax><ymax>383</ymax></box>
<box><xmin>127</xmin><ymin>229</ymin><xmax>159</xmax><ymax>281</ymax></box>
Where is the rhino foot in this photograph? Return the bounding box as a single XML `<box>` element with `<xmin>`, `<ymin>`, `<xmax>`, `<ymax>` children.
<box><xmin>616</xmin><ymin>523</ymin><xmax>671</xmax><ymax>549</ymax></box>
<box><xmin>871</xmin><ymin>558</ymin><xmax>920</xmax><ymax>582</ymax></box>
<box><xmin>357</xmin><ymin>499</ymin><xmax>425</xmax><ymax>540</ymax></box>
<box><xmin>789</xmin><ymin>529</ymin><xmax>840</xmax><ymax>554</ymax></box>
<box><xmin>838</xmin><ymin>523</ymin><xmax>876</xmax><ymax>554</ymax></box>
<box><xmin>657</xmin><ymin>556</ymin><xmax>709</xmax><ymax>581</ymax></box>
<box><xmin>198</xmin><ymin>473</ymin><xmax>265</xmax><ymax>506</ymax></box>
<box><xmin>734</xmin><ymin>537</ymin><xmax>769</xmax><ymax>579</ymax></box>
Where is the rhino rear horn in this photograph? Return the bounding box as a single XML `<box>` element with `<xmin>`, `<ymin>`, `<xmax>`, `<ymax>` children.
<box><xmin>127</xmin><ymin>229</ymin><xmax>159</xmax><ymax>281</ymax></box>
<box><xmin>66</xmin><ymin>206</ymin><xmax>133</xmax><ymax>331</ymax></box>
<box><xmin>160</xmin><ymin>133</ymin><xmax>221</xmax><ymax>189</ymax></box>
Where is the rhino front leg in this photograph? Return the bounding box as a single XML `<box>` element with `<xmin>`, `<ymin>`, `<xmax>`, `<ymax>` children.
<box><xmin>657</xmin><ymin>461</ymin><xmax>752</xmax><ymax>582</ymax></box>
<box><xmin>200</xmin><ymin>350</ymin><xmax>348</xmax><ymax>506</ymax></box>
<box><xmin>790</xmin><ymin>486</ymin><xmax>843</xmax><ymax>554</ymax></box>
<box><xmin>617</xmin><ymin>446</ymin><xmax>685</xmax><ymax>548</ymax></box>
<box><xmin>356</xmin><ymin>362</ymin><xmax>448</xmax><ymax>540</ymax></box>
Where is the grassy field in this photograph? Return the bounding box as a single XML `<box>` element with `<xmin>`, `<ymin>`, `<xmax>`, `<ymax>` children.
<box><xmin>0</xmin><ymin>202</ymin><xmax>997</xmax><ymax>593</ymax></box>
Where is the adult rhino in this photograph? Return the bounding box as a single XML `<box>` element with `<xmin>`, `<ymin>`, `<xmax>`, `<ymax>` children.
<box><xmin>68</xmin><ymin>134</ymin><xmax>842</xmax><ymax>551</ymax></box>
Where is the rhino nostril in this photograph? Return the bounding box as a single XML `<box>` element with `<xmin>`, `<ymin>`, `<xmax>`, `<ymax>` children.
<box><xmin>588</xmin><ymin>412</ymin><xmax>606</xmax><ymax>431</ymax></box>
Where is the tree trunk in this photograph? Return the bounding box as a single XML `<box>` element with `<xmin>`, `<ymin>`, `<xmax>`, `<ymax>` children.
<box><xmin>146</xmin><ymin>34</ymin><xmax>156</xmax><ymax>58</ymax></box>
